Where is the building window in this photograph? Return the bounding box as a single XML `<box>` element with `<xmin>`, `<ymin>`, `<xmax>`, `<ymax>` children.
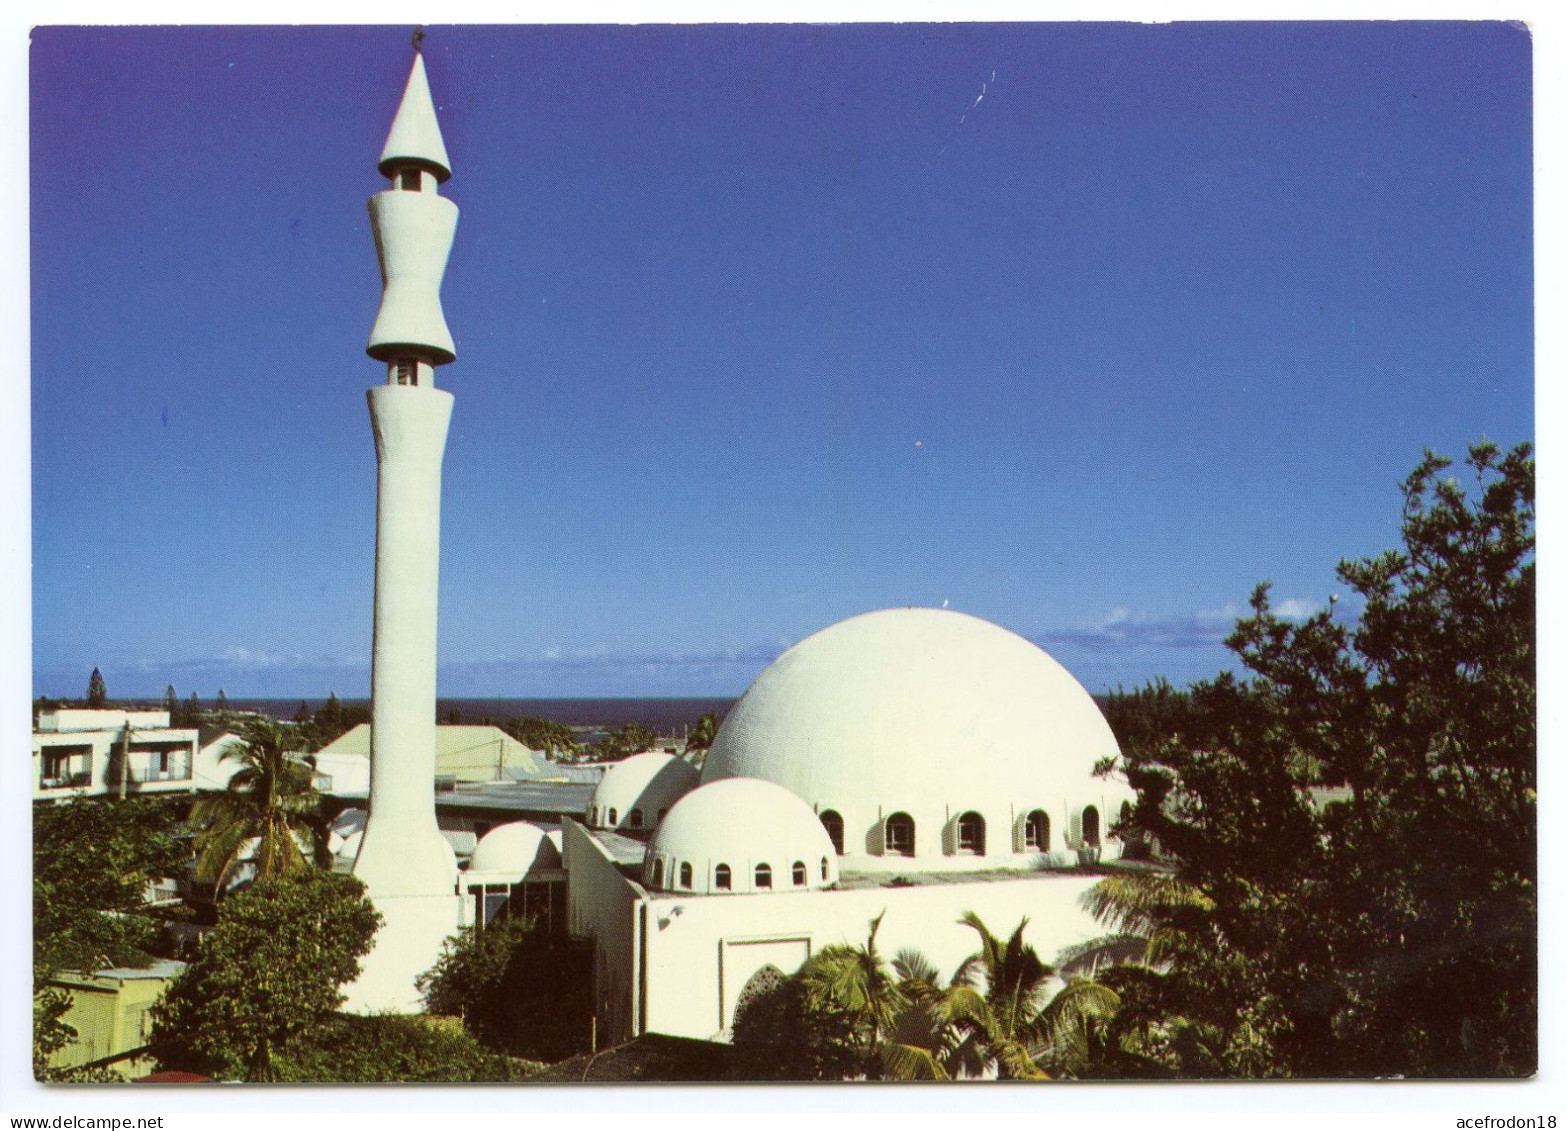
<box><xmin>629</xmin><ymin>808</ymin><xmax>643</xmax><ymax>828</ymax></box>
<box><xmin>1082</xmin><ymin>805</ymin><xmax>1101</xmax><ymax>848</ymax></box>
<box><xmin>399</xmin><ymin>168</ymin><xmax>422</xmax><ymax>191</ymax></box>
<box><xmin>608</xmin><ymin>808</ymin><xmax>618</xmax><ymax>826</ymax></box>
<box><xmin>651</xmin><ymin>859</ymin><xmax>664</xmax><ymax>887</ymax></box>
<box><xmin>820</xmin><ymin>810</ymin><xmax>845</xmax><ymax>855</ymax></box>
<box><xmin>1024</xmin><ymin>809</ymin><xmax>1050</xmax><ymax>852</ymax></box>
<box><xmin>956</xmin><ymin>811</ymin><xmax>985</xmax><ymax>855</ymax></box>
<box><xmin>885</xmin><ymin>812</ymin><xmax>915</xmax><ymax>856</ymax></box>
<box><xmin>755</xmin><ymin>863</ymin><xmax>772</xmax><ymax>889</ymax></box>
<box><xmin>714</xmin><ymin>864</ymin><xmax>731</xmax><ymax>891</ymax></box>
<box><xmin>679</xmin><ymin>862</ymin><xmax>692</xmax><ymax>889</ymax></box>
<box><xmin>821</xmin><ymin>856</ymin><xmax>830</xmax><ymax>881</ymax></box>
<box><xmin>792</xmin><ymin>861</ymin><xmax>807</xmax><ymax>886</ymax></box>
<box><xmin>394</xmin><ymin>358</ymin><xmax>419</xmax><ymax>386</ymax></box>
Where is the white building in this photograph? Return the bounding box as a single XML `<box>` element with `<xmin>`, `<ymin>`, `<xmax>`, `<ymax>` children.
<box><xmin>326</xmin><ymin>50</ymin><xmax>1139</xmax><ymax>1037</ymax></box>
<box><xmin>471</xmin><ymin>607</ymin><xmax>1138</xmax><ymax>1046</ymax></box>
<box><xmin>32</xmin><ymin>709</ymin><xmax>243</xmax><ymax>802</ymax></box>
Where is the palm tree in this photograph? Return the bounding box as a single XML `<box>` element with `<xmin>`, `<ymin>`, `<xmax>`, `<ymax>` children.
<box><xmin>1034</xmin><ymin>867</ymin><xmax>1217</xmax><ymax>1077</ymax></box>
<box><xmin>947</xmin><ymin>911</ymin><xmax>1056</xmax><ymax>1079</ymax></box>
<box><xmin>191</xmin><ymin>718</ymin><xmax>325</xmax><ymax>891</ymax></box>
<box><xmin>798</xmin><ymin>912</ymin><xmax>907</xmax><ymax>1077</ymax></box>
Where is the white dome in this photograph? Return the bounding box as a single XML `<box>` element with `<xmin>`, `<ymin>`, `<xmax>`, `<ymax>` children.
<box><xmin>335</xmin><ymin>829</ymin><xmax>364</xmax><ymax>863</ymax></box>
<box><xmin>588</xmin><ymin>751</ymin><xmax>699</xmax><ymax>832</ymax></box>
<box><xmin>644</xmin><ymin>778</ymin><xmax>839</xmax><ymax>895</ymax></box>
<box><xmin>703</xmin><ymin>608</ymin><xmax>1134</xmax><ymax>872</ymax></box>
<box><xmin>470</xmin><ymin>821</ymin><xmax>562</xmax><ymax>877</ymax></box>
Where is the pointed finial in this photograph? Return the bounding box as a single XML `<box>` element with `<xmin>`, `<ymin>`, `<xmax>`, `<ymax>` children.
<box><xmin>412</xmin><ymin>26</ymin><xmax>425</xmax><ymax>53</ymax></box>
<box><xmin>378</xmin><ymin>49</ymin><xmax>451</xmax><ymax>182</ymax></box>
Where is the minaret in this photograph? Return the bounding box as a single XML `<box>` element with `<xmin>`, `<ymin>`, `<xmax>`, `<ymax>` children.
<box><xmin>345</xmin><ymin>46</ymin><xmax>463</xmax><ymax>1013</ymax></box>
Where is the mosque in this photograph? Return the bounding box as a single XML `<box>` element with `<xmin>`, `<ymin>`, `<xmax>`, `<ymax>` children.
<box><xmin>344</xmin><ymin>48</ymin><xmax>1139</xmax><ymax>1045</ymax></box>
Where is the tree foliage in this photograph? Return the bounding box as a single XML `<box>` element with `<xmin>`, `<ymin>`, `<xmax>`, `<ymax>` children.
<box><xmin>1101</xmin><ymin>441</ymin><xmax>1535</xmax><ymax>1078</ymax></box>
<box><xmin>417</xmin><ymin>914</ymin><xmax>594</xmax><ymax>1062</ymax></box>
<box><xmin>585</xmin><ymin>720</ymin><xmax>659</xmax><ymax>762</ymax></box>
<box><xmin>504</xmin><ymin>715</ymin><xmax>581</xmax><ymax>759</ymax></box>
<box><xmin>33</xmin><ymin>797</ymin><xmax>187</xmax><ymax>1080</ymax></box>
<box><xmin>270</xmin><ymin>1013</ymin><xmax>538</xmax><ymax>1082</ymax></box>
<box><xmin>34</xmin><ymin>797</ymin><xmax>187</xmax><ymax>975</ymax></box>
<box><xmin>148</xmin><ymin>870</ymin><xmax>381</xmax><ymax>1081</ymax></box>
<box><xmin>191</xmin><ymin>718</ymin><xmax>327</xmax><ymax>888</ymax></box>
<box><xmin>86</xmin><ymin>668</ymin><xmax>108</xmax><ymax>708</ymax></box>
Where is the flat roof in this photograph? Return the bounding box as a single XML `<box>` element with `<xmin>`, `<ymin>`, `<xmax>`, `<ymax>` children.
<box><xmin>330</xmin><ymin>780</ymin><xmax>595</xmax><ymax>816</ymax></box>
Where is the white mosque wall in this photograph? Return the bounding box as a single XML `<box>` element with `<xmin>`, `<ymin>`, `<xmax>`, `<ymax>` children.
<box><xmin>626</xmin><ymin>868</ymin><xmax>1109</xmax><ymax>1045</ymax></box>
<box><xmin>563</xmin><ymin>820</ymin><xmax>646</xmax><ymax>1046</ymax></box>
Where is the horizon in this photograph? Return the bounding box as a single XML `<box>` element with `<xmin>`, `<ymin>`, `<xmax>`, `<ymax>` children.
<box><xmin>31</xmin><ymin>23</ymin><xmax>1533</xmax><ymax>700</ymax></box>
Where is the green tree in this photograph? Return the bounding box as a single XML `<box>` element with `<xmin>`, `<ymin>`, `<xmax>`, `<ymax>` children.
<box><xmin>190</xmin><ymin>718</ymin><xmax>326</xmax><ymax>889</ymax></box>
<box><xmin>33</xmin><ymin>797</ymin><xmax>187</xmax><ymax>1079</ymax></box>
<box><xmin>34</xmin><ymin>797</ymin><xmax>187</xmax><ymax>976</ymax></box>
<box><xmin>215</xmin><ymin>688</ymin><xmax>229</xmax><ymax>719</ymax></box>
<box><xmin>162</xmin><ymin>684</ymin><xmax>179</xmax><ymax>717</ymax></box>
<box><xmin>183</xmin><ymin>691</ymin><xmax>200</xmax><ymax>727</ymax></box>
<box><xmin>1109</xmin><ymin>441</ymin><xmax>1535</xmax><ymax>1078</ymax></box>
<box><xmin>943</xmin><ymin>912</ymin><xmax>1055</xmax><ymax>1079</ymax></box>
<box><xmin>504</xmin><ymin>715</ymin><xmax>580</xmax><ymax>759</ymax></box>
<box><xmin>86</xmin><ymin>668</ymin><xmax>107</xmax><ymax>708</ymax></box>
<box><xmin>796</xmin><ymin>912</ymin><xmax>906</xmax><ymax>1078</ymax></box>
<box><xmin>729</xmin><ymin>966</ymin><xmax>869</xmax><ymax>1080</ymax></box>
<box><xmin>586</xmin><ymin>720</ymin><xmax>659</xmax><ymax>762</ymax></box>
<box><xmin>271</xmin><ymin>1013</ymin><xmax>535</xmax><ymax>1082</ymax></box>
<box><xmin>417</xmin><ymin>914</ymin><xmax>594</xmax><ymax>1062</ymax></box>
<box><xmin>687</xmin><ymin>711</ymin><xmax>720</xmax><ymax>755</ymax></box>
<box><xmin>148</xmin><ymin>870</ymin><xmax>381</xmax><ymax>1081</ymax></box>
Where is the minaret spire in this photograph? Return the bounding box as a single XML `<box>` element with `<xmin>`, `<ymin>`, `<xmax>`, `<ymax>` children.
<box><xmin>345</xmin><ymin>45</ymin><xmax>464</xmax><ymax>1014</ymax></box>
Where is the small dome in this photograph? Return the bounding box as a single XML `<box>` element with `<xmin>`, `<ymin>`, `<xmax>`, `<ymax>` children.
<box><xmin>644</xmin><ymin>778</ymin><xmax>839</xmax><ymax>895</ymax></box>
<box><xmin>470</xmin><ymin>822</ymin><xmax>562</xmax><ymax>877</ymax></box>
<box><xmin>703</xmin><ymin>608</ymin><xmax>1134</xmax><ymax>871</ymax></box>
<box><xmin>335</xmin><ymin>829</ymin><xmax>364</xmax><ymax>863</ymax></box>
<box><xmin>588</xmin><ymin>752</ymin><xmax>699</xmax><ymax>832</ymax></box>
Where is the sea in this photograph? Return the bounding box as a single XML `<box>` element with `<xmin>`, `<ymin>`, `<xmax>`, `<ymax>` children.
<box><xmin>224</xmin><ymin>697</ymin><xmax>737</xmax><ymax>735</ymax></box>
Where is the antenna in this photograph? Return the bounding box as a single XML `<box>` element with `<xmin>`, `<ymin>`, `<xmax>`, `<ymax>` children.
<box><xmin>412</xmin><ymin>26</ymin><xmax>426</xmax><ymax>53</ymax></box>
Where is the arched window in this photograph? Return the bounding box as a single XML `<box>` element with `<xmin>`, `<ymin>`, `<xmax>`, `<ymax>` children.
<box><xmin>755</xmin><ymin>863</ymin><xmax>772</xmax><ymax>889</ymax></box>
<box><xmin>885</xmin><ymin>812</ymin><xmax>915</xmax><ymax>856</ymax></box>
<box><xmin>956</xmin><ymin>811</ymin><xmax>985</xmax><ymax>855</ymax></box>
<box><xmin>820</xmin><ymin>810</ymin><xmax>845</xmax><ymax>855</ymax></box>
<box><xmin>608</xmin><ymin>807</ymin><xmax>618</xmax><ymax>826</ymax></box>
<box><xmin>1082</xmin><ymin>805</ymin><xmax>1101</xmax><ymax>847</ymax></box>
<box><xmin>821</xmin><ymin>856</ymin><xmax>830</xmax><ymax>881</ymax></box>
<box><xmin>629</xmin><ymin>808</ymin><xmax>644</xmax><ymax>828</ymax></box>
<box><xmin>1024</xmin><ymin>809</ymin><xmax>1050</xmax><ymax>852</ymax></box>
<box><xmin>715</xmin><ymin>864</ymin><xmax>731</xmax><ymax>891</ymax></box>
<box><xmin>651</xmin><ymin>858</ymin><xmax>664</xmax><ymax>887</ymax></box>
<box><xmin>792</xmin><ymin>861</ymin><xmax>807</xmax><ymax>886</ymax></box>
<box><xmin>679</xmin><ymin>862</ymin><xmax>693</xmax><ymax>889</ymax></box>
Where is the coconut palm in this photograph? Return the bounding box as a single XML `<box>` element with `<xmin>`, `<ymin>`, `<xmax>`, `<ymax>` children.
<box><xmin>191</xmin><ymin>718</ymin><xmax>325</xmax><ymax>890</ymax></box>
<box><xmin>1033</xmin><ymin>868</ymin><xmax>1217</xmax><ymax>1077</ymax></box>
<box><xmin>798</xmin><ymin>912</ymin><xmax>907</xmax><ymax>1077</ymax></box>
<box><xmin>946</xmin><ymin>911</ymin><xmax>1056</xmax><ymax>1079</ymax></box>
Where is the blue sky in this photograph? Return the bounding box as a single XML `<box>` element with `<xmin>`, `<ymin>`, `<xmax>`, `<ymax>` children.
<box><xmin>29</xmin><ymin>22</ymin><xmax>1533</xmax><ymax>699</ymax></box>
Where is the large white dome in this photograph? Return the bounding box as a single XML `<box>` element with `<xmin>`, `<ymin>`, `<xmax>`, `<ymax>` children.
<box><xmin>644</xmin><ymin>778</ymin><xmax>839</xmax><ymax>895</ymax></box>
<box><xmin>702</xmin><ymin>607</ymin><xmax>1133</xmax><ymax>872</ymax></box>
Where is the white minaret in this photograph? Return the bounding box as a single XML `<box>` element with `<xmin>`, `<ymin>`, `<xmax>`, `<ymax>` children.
<box><xmin>344</xmin><ymin>46</ymin><xmax>464</xmax><ymax>1013</ymax></box>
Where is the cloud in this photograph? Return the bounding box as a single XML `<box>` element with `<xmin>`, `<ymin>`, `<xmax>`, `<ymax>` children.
<box><xmin>1035</xmin><ymin>597</ymin><xmax>1323</xmax><ymax>653</ymax></box>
